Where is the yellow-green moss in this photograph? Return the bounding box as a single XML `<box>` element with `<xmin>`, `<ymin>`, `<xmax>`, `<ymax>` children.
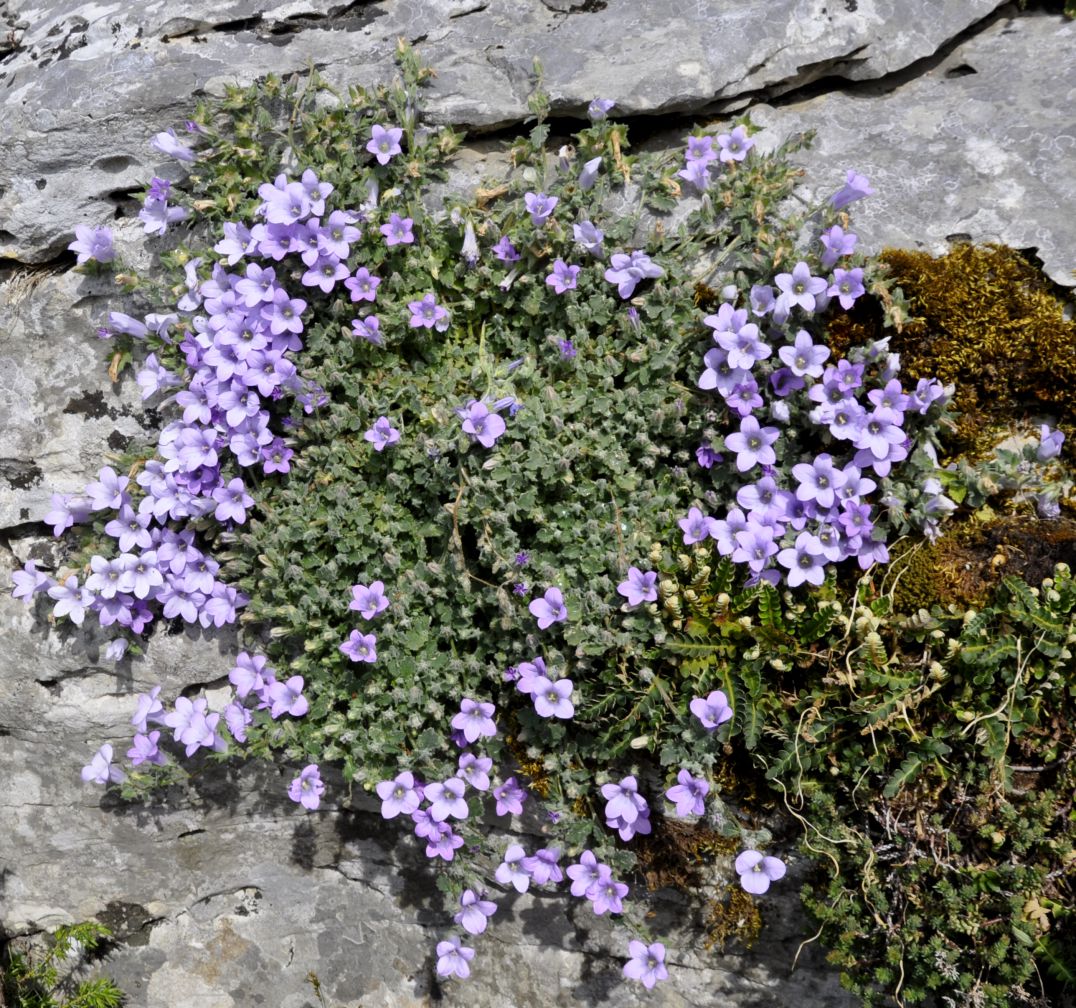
<box><xmin>888</xmin><ymin>516</ymin><xmax>1076</xmax><ymax>614</ymax></box>
<box><xmin>880</xmin><ymin>243</ymin><xmax>1076</xmax><ymax>452</ymax></box>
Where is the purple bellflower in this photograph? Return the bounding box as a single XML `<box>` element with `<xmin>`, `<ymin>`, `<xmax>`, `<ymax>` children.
<box><xmin>528</xmin><ymin>586</ymin><xmax>567</xmax><ymax>629</ymax></box>
<box><xmin>735</xmin><ymin>849</ymin><xmax>787</xmax><ymax>894</ymax></box>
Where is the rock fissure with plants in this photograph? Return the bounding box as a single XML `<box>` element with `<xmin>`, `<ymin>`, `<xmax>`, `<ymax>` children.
<box><xmin>11</xmin><ymin>45</ymin><xmax>1075</xmax><ymax>1007</ymax></box>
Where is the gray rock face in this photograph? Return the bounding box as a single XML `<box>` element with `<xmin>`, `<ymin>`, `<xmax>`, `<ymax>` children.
<box><xmin>749</xmin><ymin>10</ymin><xmax>1076</xmax><ymax>286</ymax></box>
<box><xmin>1</xmin><ymin>0</ymin><xmax>1009</xmax><ymax>265</ymax></box>
<box><xmin>2</xmin><ymin>2</ymin><xmax>1074</xmax><ymax>1006</ymax></box>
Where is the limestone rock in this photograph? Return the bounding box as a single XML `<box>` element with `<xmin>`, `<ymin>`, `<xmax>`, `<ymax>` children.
<box><xmin>748</xmin><ymin>10</ymin><xmax>1076</xmax><ymax>287</ymax></box>
<box><xmin>1</xmin><ymin>0</ymin><xmax>1009</xmax><ymax>264</ymax></box>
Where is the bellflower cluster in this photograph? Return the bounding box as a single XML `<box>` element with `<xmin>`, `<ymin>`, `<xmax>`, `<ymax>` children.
<box><xmin>689</xmin><ymin>194</ymin><xmax>955</xmax><ymax>587</ymax></box>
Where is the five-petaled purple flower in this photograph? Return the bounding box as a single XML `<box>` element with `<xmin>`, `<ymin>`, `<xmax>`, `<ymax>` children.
<box><xmin>617</xmin><ymin>567</ymin><xmax>658</xmax><ymax>608</ymax></box>
<box><xmin>349</xmin><ymin>580</ymin><xmax>389</xmax><ymax>619</ymax></box>
<box><xmin>288</xmin><ymin>764</ymin><xmax>325</xmax><ymax>810</ymax></box>
<box><xmin>367</xmin><ymin>124</ymin><xmax>403</xmax><ymax>165</ymax></box>
<box><xmin>735</xmin><ymin>849</ymin><xmax>787</xmax><ymax>894</ymax></box>
<box><xmin>546</xmin><ymin>258</ymin><xmax>581</xmax><ymax>294</ymax></box>
<box><xmin>690</xmin><ymin>689</ymin><xmax>733</xmax><ymax>731</ymax></box>
<box><xmin>435</xmin><ymin>935</ymin><xmax>474</xmax><ymax>979</ymax></box>
<box><xmin>523</xmin><ymin>192</ymin><xmax>558</xmax><ymax>226</ymax></box>
<box><xmin>68</xmin><ymin>225</ymin><xmax>115</xmax><ymax>265</ymax></box>
<box><xmin>460</xmin><ymin>400</ymin><xmax>506</xmax><ymax>448</ymax></box>
<box><xmin>829</xmin><ymin>169</ymin><xmax>875</xmax><ymax>210</ymax></box>
<box><xmin>454</xmin><ymin>890</ymin><xmax>497</xmax><ymax>935</ymax></box>
<box><xmin>340</xmin><ymin>629</ymin><xmax>378</xmax><ymax>663</ymax></box>
<box><xmin>376</xmin><ymin>771</ymin><xmax>421</xmax><ymax>819</ymax></box>
<box><xmin>623</xmin><ymin>940</ymin><xmax>668</xmax><ymax>990</ymax></box>
<box><xmin>408</xmin><ymin>293</ymin><xmax>450</xmax><ymax>331</ymax></box>
<box><xmin>666</xmin><ymin>769</ymin><xmax>709</xmax><ymax>817</ymax></box>
<box><xmin>528</xmin><ymin>586</ymin><xmax>567</xmax><ymax>629</ymax></box>
<box><xmin>364</xmin><ymin>416</ymin><xmax>401</xmax><ymax>451</ymax></box>
<box><xmin>451</xmin><ymin>698</ymin><xmax>498</xmax><ymax>743</ymax></box>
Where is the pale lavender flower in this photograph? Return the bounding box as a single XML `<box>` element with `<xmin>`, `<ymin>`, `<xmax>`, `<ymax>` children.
<box><xmin>601</xmin><ymin>776</ymin><xmax>647</xmax><ymax>825</ymax></box>
<box><xmin>623</xmin><ymin>940</ymin><xmax>668</xmax><ymax>990</ymax></box>
<box><xmin>435</xmin><ymin>935</ymin><xmax>475</xmax><ymax>979</ymax></box>
<box><xmin>828</xmin><ymin>267</ymin><xmax>865</xmax><ymax>309</ymax></box>
<box><xmin>778</xmin><ymin>330</ymin><xmax>830</xmax><ymax>378</ymax></box>
<box><xmin>288</xmin><ymin>764</ymin><xmax>325</xmax><ymax>810</ymax></box>
<box><xmin>588</xmin><ymin>868</ymin><xmax>628</xmax><ymax>915</ymax></box>
<box><xmin>522</xmin><ymin>847</ymin><xmax>563</xmax><ymax>885</ymax></box>
<box><xmin>690</xmin><ymin>690</ymin><xmax>733</xmax><ymax>731</ymax></box>
<box><xmin>455</xmin><ymin>890</ymin><xmax>497</xmax><ymax>935</ymax></box>
<box><xmin>716</xmin><ymin>125</ymin><xmax>754</xmax><ymax>162</ymax></box>
<box><xmin>777</xmin><ymin>531</ymin><xmax>827</xmax><ymax>588</ymax></box>
<box><xmin>340</xmin><ymin>630</ymin><xmax>378</xmax><ymax>663</ymax></box>
<box><xmin>229</xmin><ymin>652</ymin><xmax>271</xmax><ymax>699</ymax></box>
<box><xmin>130</xmin><ymin>685</ymin><xmax>164</xmax><ymax>734</ymax></box>
<box><xmin>456</xmin><ymin>753</ymin><xmax>492</xmax><ymax>792</ymax></box>
<box><xmin>47</xmin><ymin>576</ymin><xmax>92</xmax><ymax>625</ymax></box>
<box><xmin>80</xmin><ymin>743</ymin><xmax>126</xmax><ymax>785</ymax></box>
<box><xmin>666</xmin><ymin>769</ymin><xmax>709</xmax><ymax>817</ymax></box>
<box><xmin>578</xmin><ymin>155</ymin><xmax>602</xmax><ymax>191</ymax></box>
<box><xmin>223</xmin><ymin>701</ymin><xmax>252</xmax><ymax>743</ymax></box>
<box><xmin>677</xmin><ymin>159</ymin><xmax>710</xmax><ymax>193</ymax></box>
<box><xmin>139</xmin><ymin>196</ymin><xmax>188</xmax><ymax>236</ymax></box>
<box><xmin>819</xmin><ymin>224</ymin><xmax>857</xmax><ymax>269</ymax></box>
<box><xmin>1036</xmin><ymin>424</ymin><xmax>1065</xmax><ymax>461</ymax></box>
<box><xmin>588</xmin><ymin>98</ymin><xmax>615</xmax><ymax>121</ymax></box>
<box><xmin>127</xmin><ymin>730</ymin><xmax>166</xmax><ymax>766</ymax></box>
<box><xmin>528</xmin><ymin>586</ymin><xmax>567</xmax><ymax>629</ymax></box>
<box><xmin>492</xmin><ymin>776</ymin><xmax>526</xmax><ymax>816</ymax></box>
<box><xmin>407</xmin><ymin>293</ymin><xmax>449</xmax><ymax>331</ymax></box>
<box><xmin>344</xmin><ymin>267</ymin><xmax>381</xmax><ymax>302</ymax></box>
<box><xmin>604</xmin><ymin>250</ymin><xmax>663</xmax><ymax>299</ymax></box>
<box><xmin>724</xmin><ymin>415</ymin><xmax>780</xmax><ymax>472</ymax></box>
<box><xmin>829</xmin><ymin>169</ymin><xmax>875</xmax><ymax>210</ymax></box>
<box><xmin>377</xmin><ymin>771</ymin><xmax>421</xmax><ymax>819</ymax></box>
<box><xmin>460</xmin><ymin>400</ymin><xmax>507</xmax><ymax>448</ymax></box>
<box><xmin>524</xmin><ymin>192</ymin><xmax>558</xmax><ymax>226</ymax></box>
<box><xmin>426</xmin><ymin>777</ymin><xmax>469</xmax><ymax>822</ymax></box>
<box><xmin>364</xmin><ymin>416</ymin><xmax>401</xmax><ymax>451</ymax></box>
<box><xmin>735</xmin><ymin>850</ymin><xmax>787</xmax><ymax>894</ymax></box>
<box><xmin>68</xmin><ymin>225</ymin><xmax>114</xmax><ymax>265</ymax></box>
<box><xmin>775</xmin><ymin>261</ymin><xmax>828</xmax><ymax>312</ymax></box>
<box><xmin>367</xmin><ymin>124</ymin><xmax>403</xmax><ymax>165</ymax></box>
<box><xmin>267</xmin><ymin>676</ymin><xmax>309</xmax><ymax>719</ymax></box>
<box><xmin>380</xmin><ymin>213</ymin><xmax>414</xmax><ymax>246</ymax></box>
<box><xmin>616</xmin><ymin>567</ymin><xmax>658</xmax><ymax>608</ymax></box>
<box><xmin>351</xmin><ymin>315</ymin><xmax>382</xmax><ymax>345</ymax></box>
<box><xmin>573</xmin><ymin>220</ymin><xmax>604</xmax><ymax>256</ymax></box>
<box><xmin>492</xmin><ymin>236</ymin><xmax>520</xmax><ymax>262</ymax></box>
<box><xmin>451</xmin><ymin>698</ymin><xmax>497</xmax><ymax>743</ymax></box>
<box><xmin>531</xmin><ymin>676</ymin><xmax>574</xmax><ymax>719</ymax></box>
<box><xmin>151</xmin><ymin>128</ymin><xmax>196</xmax><ymax>163</ymax></box>
<box><xmin>546</xmin><ymin>258</ymin><xmax>581</xmax><ymax>294</ymax></box>
<box><xmin>11</xmin><ymin>560</ymin><xmax>49</xmax><ymax>603</ymax></box>
<box><xmin>495</xmin><ymin>844</ymin><xmax>532</xmax><ymax>893</ymax></box>
<box><xmin>349</xmin><ymin>580</ymin><xmax>389</xmax><ymax>619</ymax></box>
<box><xmin>679</xmin><ymin>506</ymin><xmax>719</xmax><ymax>545</ymax></box>
<box><xmin>566</xmin><ymin>850</ymin><xmax>605</xmax><ymax>897</ymax></box>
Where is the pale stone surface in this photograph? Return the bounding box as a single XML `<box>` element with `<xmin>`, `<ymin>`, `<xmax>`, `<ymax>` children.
<box><xmin>0</xmin><ymin>0</ymin><xmax>1008</xmax><ymax>264</ymax></box>
<box><xmin>748</xmin><ymin>10</ymin><xmax>1076</xmax><ymax>286</ymax></box>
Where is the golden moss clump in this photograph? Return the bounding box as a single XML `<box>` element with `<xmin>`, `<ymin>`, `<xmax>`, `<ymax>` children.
<box><xmin>704</xmin><ymin>886</ymin><xmax>763</xmax><ymax>951</ymax></box>
<box><xmin>888</xmin><ymin>515</ymin><xmax>1076</xmax><ymax>613</ymax></box>
<box><xmin>878</xmin><ymin>243</ymin><xmax>1075</xmax><ymax>453</ymax></box>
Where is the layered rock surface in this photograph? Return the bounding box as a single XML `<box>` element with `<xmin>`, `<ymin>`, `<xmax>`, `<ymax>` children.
<box><xmin>1</xmin><ymin>2</ymin><xmax>1073</xmax><ymax>1006</ymax></box>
